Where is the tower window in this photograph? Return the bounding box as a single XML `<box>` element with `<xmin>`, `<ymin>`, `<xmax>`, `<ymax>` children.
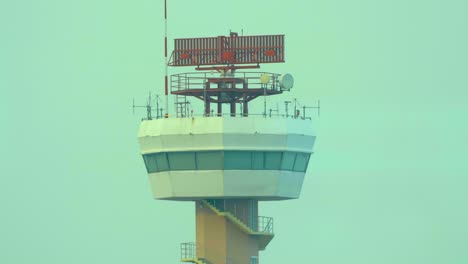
<box><xmin>143</xmin><ymin>154</ymin><xmax>158</xmax><ymax>173</ymax></box>
<box><xmin>143</xmin><ymin>151</ymin><xmax>311</xmax><ymax>173</ymax></box>
<box><xmin>252</xmin><ymin>152</ymin><xmax>265</xmax><ymax>170</ymax></box>
<box><xmin>167</xmin><ymin>152</ymin><xmax>196</xmax><ymax>170</ymax></box>
<box><xmin>293</xmin><ymin>153</ymin><xmax>310</xmax><ymax>172</ymax></box>
<box><xmin>265</xmin><ymin>152</ymin><xmax>282</xmax><ymax>170</ymax></box>
<box><xmin>197</xmin><ymin>151</ymin><xmax>223</xmax><ymax>170</ymax></box>
<box><xmin>155</xmin><ymin>153</ymin><xmax>169</xmax><ymax>172</ymax></box>
<box><xmin>281</xmin><ymin>152</ymin><xmax>296</xmax><ymax>171</ymax></box>
<box><xmin>224</xmin><ymin>151</ymin><xmax>252</xmax><ymax>170</ymax></box>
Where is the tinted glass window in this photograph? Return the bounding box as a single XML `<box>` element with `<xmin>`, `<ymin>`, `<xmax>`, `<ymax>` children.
<box><xmin>281</xmin><ymin>152</ymin><xmax>296</xmax><ymax>170</ymax></box>
<box><xmin>143</xmin><ymin>154</ymin><xmax>158</xmax><ymax>173</ymax></box>
<box><xmin>265</xmin><ymin>152</ymin><xmax>282</xmax><ymax>170</ymax></box>
<box><xmin>155</xmin><ymin>153</ymin><xmax>169</xmax><ymax>172</ymax></box>
<box><xmin>197</xmin><ymin>151</ymin><xmax>223</xmax><ymax>170</ymax></box>
<box><xmin>224</xmin><ymin>151</ymin><xmax>252</xmax><ymax>169</ymax></box>
<box><xmin>252</xmin><ymin>152</ymin><xmax>264</xmax><ymax>169</ymax></box>
<box><xmin>293</xmin><ymin>153</ymin><xmax>310</xmax><ymax>172</ymax></box>
<box><xmin>168</xmin><ymin>152</ymin><xmax>196</xmax><ymax>170</ymax></box>
<box><xmin>143</xmin><ymin>151</ymin><xmax>310</xmax><ymax>172</ymax></box>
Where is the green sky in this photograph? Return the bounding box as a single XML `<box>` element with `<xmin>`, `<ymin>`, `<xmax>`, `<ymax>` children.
<box><xmin>1</xmin><ymin>0</ymin><xmax>467</xmax><ymax>263</ymax></box>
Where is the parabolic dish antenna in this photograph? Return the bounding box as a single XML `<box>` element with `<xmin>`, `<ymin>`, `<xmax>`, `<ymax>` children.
<box><xmin>279</xmin><ymin>73</ymin><xmax>294</xmax><ymax>90</ymax></box>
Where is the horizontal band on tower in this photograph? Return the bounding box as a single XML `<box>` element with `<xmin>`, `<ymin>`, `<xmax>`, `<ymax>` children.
<box><xmin>143</xmin><ymin>150</ymin><xmax>311</xmax><ymax>173</ymax></box>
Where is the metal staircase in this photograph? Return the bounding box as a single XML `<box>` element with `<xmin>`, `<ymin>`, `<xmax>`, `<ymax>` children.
<box><xmin>201</xmin><ymin>200</ymin><xmax>274</xmax><ymax>250</ymax></box>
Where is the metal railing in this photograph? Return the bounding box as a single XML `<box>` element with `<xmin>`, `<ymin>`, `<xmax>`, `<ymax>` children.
<box><xmin>180</xmin><ymin>242</ymin><xmax>196</xmax><ymax>260</ymax></box>
<box><xmin>257</xmin><ymin>216</ymin><xmax>274</xmax><ymax>234</ymax></box>
<box><xmin>205</xmin><ymin>199</ymin><xmax>226</xmax><ymax>212</ymax></box>
<box><xmin>181</xmin><ymin>242</ymin><xmax>240</xmax><ymax>264</ymax></box>
<box><xmin>145</xmin><ymin>112</ymin><xmax>313</xmax><ymax>120</ymax></box>
<box><xmin>171</xmin><ymin>72</ymin><xmax>283</xmax><ymax>92</ymax></box>
<box><xmin>204</xmin><ymin>200</ymin><xmax>274</xmax><ymax>234</ymax></box>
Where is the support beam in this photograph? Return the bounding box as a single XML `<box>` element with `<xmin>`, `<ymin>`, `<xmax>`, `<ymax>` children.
<box><xmin>243</xmin><ymin>101</ymin><xmax>249</xmax><ymax>117</ymax></box>
<box><xmin>217</xmin><ymin>101</ymin><xmax>222</xmax><ymax>116</ymax></box>
<box><xmin>205</xmin><ymin>82</ymin><xmax>210</xmax><ymax>116</ymax></box>
<box><xmin>230</xmin><ymin>101</ymin><xmax>236</xmax><ymax>117</ymax></box>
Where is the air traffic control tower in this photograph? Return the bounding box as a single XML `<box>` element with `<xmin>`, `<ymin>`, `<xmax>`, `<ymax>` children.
<box><xmin>138</xmin><ymin>32</ymin><xmax>316</xmax><ymax>264</ymax></box>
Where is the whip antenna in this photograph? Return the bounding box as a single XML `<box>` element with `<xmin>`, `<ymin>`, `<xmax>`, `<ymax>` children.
<box><xmin>164</xmin><ymin>0</ymin><xmax>169</xmax><ymax>117</ymax></box>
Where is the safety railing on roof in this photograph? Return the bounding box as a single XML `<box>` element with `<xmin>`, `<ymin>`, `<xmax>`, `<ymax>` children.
<box><xmin>143</xmin><ymin>112</ymin><xmax>313</xmax><ymax>120</ymax></box>
<box><xmin>170</xmin><ymin>72</ymin><xmax>283</xmax><ymax>92</ymax></box>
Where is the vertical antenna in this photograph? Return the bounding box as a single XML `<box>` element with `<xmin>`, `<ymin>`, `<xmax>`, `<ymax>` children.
<box><xmin>164</xmin><ymin>0</ymin><xmax>169</xmax><ymax>117</ymax></box>
<box><xmin>263</xmin><ymin>82</ymin><xmax>267</xmax><ymax>117</ymax></box>
<box><xmin>293</xmin><ymin>98</ymin><xmax>297</xmax><ymax>118</ymax></box>
<box><xmin>147</xmin><ymin>92</ymin><xmax>153</xmax><ymax>120</ymax></box>
<box><xmin>156</xmin><ymin>95</ymin><xmax>160</xmax><ymax>119</ymax></box>
<box><xmin>284</xmin><ymin>101</ymin><xmax>292</xmax><ymax>118</ymax></box>
<box><xmin>316</xmin><ymin>99</ymin><xmax>320</xmax><ymax>117</ymax></box>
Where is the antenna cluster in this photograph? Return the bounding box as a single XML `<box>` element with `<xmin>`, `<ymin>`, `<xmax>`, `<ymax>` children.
<box><xmin>132</xmin><ymin>93</ymin><xmax>164</xmax><ymax>120</ymax></box>
<box><xmin>275</xmin><ymin>99</ymin><xmax>321</xmax><ymax>119</ymax></box>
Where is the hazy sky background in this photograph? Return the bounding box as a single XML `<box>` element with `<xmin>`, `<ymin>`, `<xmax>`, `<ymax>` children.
<box><xmin>1</xmin><ymin>0</ymin><xmax>467</xmax><ymax>264</ymax></box>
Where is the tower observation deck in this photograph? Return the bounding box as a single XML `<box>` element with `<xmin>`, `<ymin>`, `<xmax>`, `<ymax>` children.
<box><xmin>138</xmin><ymin>32</ymin><xmax>316</xmax><ymax>264</ymax></box>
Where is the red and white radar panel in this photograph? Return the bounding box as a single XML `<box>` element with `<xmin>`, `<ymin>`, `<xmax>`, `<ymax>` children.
<box><xmin>169</xmin><ymin>35</ymin><xmax>285</xmax><ymax>67</ymax></box>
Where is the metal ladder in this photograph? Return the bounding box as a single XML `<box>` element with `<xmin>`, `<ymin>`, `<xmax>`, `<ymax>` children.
<box><xmin>175</xmin><ymin>95</ymin><xmax>190</xmax><ymax>117</ymax></box>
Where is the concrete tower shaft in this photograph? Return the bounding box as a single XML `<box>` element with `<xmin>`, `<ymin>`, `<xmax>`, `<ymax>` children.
<box><xmin>194</xmin><ymin>199</ymin><xmax>267</xmax><ymax>264</ymax></box>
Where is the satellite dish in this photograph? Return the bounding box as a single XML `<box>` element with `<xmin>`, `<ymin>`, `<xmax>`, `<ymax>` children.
<box><xmin>260</xmin><ymin>73</ymin><xmax>270</xmax><ymax>84</ymax></box>
<box><xmin>279</xmin><ymin>73</ymin><xmax>294</xmax><ymax>90</ymax></box>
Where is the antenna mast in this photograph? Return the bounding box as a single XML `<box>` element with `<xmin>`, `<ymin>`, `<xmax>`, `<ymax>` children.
<box><xmin>164</xmin><ymin>0</ymin><xmax>169</xmax><ymax>117</ymax></box>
